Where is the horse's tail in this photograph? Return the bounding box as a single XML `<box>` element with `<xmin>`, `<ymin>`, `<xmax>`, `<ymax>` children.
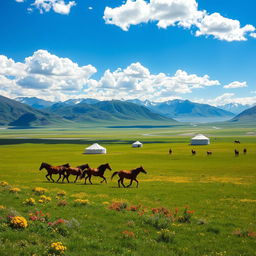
<box><xmin>80</xmin><ymin>170</ymin><xmax>87</xmax><ymax>179</ymax></box>
<box><xmin>111</xmin><ymin>171</ymin><xmax>119</xmax><ymax>180</ymax></box>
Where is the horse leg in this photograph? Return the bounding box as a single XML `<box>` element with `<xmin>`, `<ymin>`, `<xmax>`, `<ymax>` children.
<box><xmin>84</xmin><ymin>175</ymin><xmax>88</xmax><ymax>184</ymax></box>
<box><xmin>50</xmin><ymin>174</ymin><xmax>55</xmax><ymax>183</ymax></box>
<box><xmin>126</xmin><ymin>179</ymin><xmax>133</xmax><ymax>188</ymax></box>
<box><xmin>118</xmin><ymin>178</ymin><xmax>121</xmax><ymax>187</ymax></box>
<box><xmin>66</xmin><ymin>174</ymin><xmax>70</xmax><ymax>183</ymax></box>
<box><xmin>74</xmin><ymin>175</ymin><xmax>79</xmax><ymax>183</ymax></box>
<box><xmin>100</xmin><ymin>176</ymin><xmax>107</xmax><ymax>184</ymax></box>
<box><xmin>88</xmin><ymin>175</ymin><xmax>92</xmax><ymax>184</ymax></box>
<box><xmin>57</xmin><ymin>174</ymin><xmax>62</xmax><ymax>183</ymax></box>
<box><xmin>134</xmin><ymin>178</ymin><xmax>139</xmax><ymax>188</ymax></box>
<box><xmin>121</xmin><ymin>178</ymin><xmax>126</xmax><ymax>188</ymax></box>
<box><xmin>45</xmin><ymin>174</ymin><xmax>51</xmax><ymax>182</ymax></box>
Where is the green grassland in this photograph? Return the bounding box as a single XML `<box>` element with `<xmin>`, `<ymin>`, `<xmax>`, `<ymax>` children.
<box><xmin>0</xmin><ymin>124</ymin><xmax>256</xmax><ymax>256</ymax></box>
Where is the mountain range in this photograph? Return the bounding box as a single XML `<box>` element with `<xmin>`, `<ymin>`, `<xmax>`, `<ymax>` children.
<box><xmin>230</xmin><ymin>105</ymin><xmax>256</xmax><ymax>122</ymax></box>
<box><xmin>2</xmin><ymin>95</ymin><xmax>255</xmax><ymax>126</ymax></box>
<box><xmin>217</xmin><ymin>103</ymin><xmax>253</xmax><ymax>115</ymax></box>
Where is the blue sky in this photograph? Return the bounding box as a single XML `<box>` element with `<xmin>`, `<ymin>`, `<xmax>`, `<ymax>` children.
<box><xmin>0</xmin><ymin>0</ymin><xmax>255</xmax><ymax>105</ymax></box>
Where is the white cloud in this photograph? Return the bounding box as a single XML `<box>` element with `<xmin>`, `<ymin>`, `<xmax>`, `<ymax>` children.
<box><xmin>250</xmin><ymin>32</ymin><xmax>256</xmax><ymax>38</ymax></box>
<box><xmin>85</xmin><ymin>62</ymin><xmax>220</xmax><ymax>101</ymax></box>
<box><xmin>196</xmin><ymin>93</ymin><xmax>256</xmax><ymax>106</ymax></box>
<box><xmin>32</xmin><ymin>0</ymin><xmax>76</xmax><ymax>15</ymax></box>
<box><xmin>196</xmin><ymin>13</ymin><xmax>255</xmax><ymax>41</ymax></box>
<box><xmin>103</xmin><ymin>0</ymin><xmax>255</xmax><ymax>41</ymax></box>
<box><xmin>224</xmin><ymin>81</ymin><xmax>247</xmax><ymax>89</ymax></box>
<box><xmin>15</xmin><ymin>0</ymin><xmax>25</xmax><ymax>3</ymax></box>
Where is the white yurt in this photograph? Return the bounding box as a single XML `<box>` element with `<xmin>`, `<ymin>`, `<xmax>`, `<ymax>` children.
<box><xmin>132</xmin><ymin>141</ymin><xmax>143</xmax><ymax>148</ymax></box>
<box><xmin>191</xmin><ymin>134</ymin><xmax>210</xmax><ymax>145</ymax></box>
<box><xmin>84</xmin><ymin>143</ymin><xmax>106</xmax><ymax>154</ymax></box>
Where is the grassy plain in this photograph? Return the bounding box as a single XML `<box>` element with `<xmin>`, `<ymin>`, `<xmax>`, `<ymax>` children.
<box><xmin>0</xmin><ymin>124</ymin><xmax>256</xmax><ymax>256</ymax></box>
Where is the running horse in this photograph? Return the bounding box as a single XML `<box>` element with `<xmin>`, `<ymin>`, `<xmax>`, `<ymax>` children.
<box><xmin>80</xmin><ymin>163</ymin><xmax>112</xmax><ymax>184</ymax></box>
<box><xmin>62</xmin><ymin>164</ymin><xmax>90</xmax><ymax>183</ymax></box>
<box><xmin>39</xmin><ymin>162</ymin><xmax>70</xmax><ymax>183</ymax></box>
<box><xmin>111</xmin><ymin>166</ymin><xmax>147</xmax><ymax>188</ymax></box>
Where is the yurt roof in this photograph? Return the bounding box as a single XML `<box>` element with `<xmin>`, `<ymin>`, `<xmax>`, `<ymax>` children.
<box><xmin>132</xmin><ymin>141</ymin><xmax>142</xmax><ymax>145</ymax></box>
<box><xmin>86</xmin><ymin>143</ymin><xmax>106</xmax><ymax>150</ymax></box>
<box><xmin>191</xmin><ymin>134</ymin><xmax>209</xmax><ymax>140</ymax></box>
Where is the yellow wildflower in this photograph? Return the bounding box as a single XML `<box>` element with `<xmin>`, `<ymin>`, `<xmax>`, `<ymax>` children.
<box><xmin>102</xmin><ymin>201</ymin><xmax>110</xmax><ymax>205</ymax></box>
<box><xmin>32</xmin><ymin>187</ymin><xmax>48</xmax><ymax>195</ymax></box>
<box><xmin>9</xmin><ymin>187</ymin><xmax>21</xmax><ymax>193</ymax></box>
<box><xmin>0</xmin><ymin>205</ymin><xmax>6</xmax><ymax>210</ymax></box>
<box><xmin>39</xmin><ymin>195</ymin><xmax>51</xmax><ymax>203</ymax></box>
<box><xmin>10</xmin><ymin>216</ymin><xmax>28</xmax><ymax>229</ymax></box>
<box><xmin>0</xmin><ymin>181</ymin><xmax>9</xmax><ymax>187</ymax></box>
<box><xmin>23</xmin><ymin>198</ymin><xmax>36</xmax><ymax>206</ymax></box>
<box><xmin>50</xmin><ymin>241</ymin><xmax>67</xmax><ymax>254</ymax></box>
<box><xmin>74</xmin><ymin>199</ymin><xmax>89</xmax><ymax>205</ymax></box>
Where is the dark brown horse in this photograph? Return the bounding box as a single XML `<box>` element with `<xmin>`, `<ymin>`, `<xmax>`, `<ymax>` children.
<box><xmin>80</xmin><ymin>163</ymin><xmax>112</xmax><ymax>184</ymax></box>
<box><xmin>191</xmin><ymin>149</ymin><xmax>196</xmax><ymax>155</ymax></box>
<box><xmin>63</xmin><ymin>164</ymin><xmax>90</xmax><ymax>183</ymax></box>
<box><xmin>234</xmin><ymin>140</ymin><xmax>241</xmax><ymax>144</ymax></box>
<box><xmin>169</xmin><ymin>149</ymin><xmax>172</xmax><ymax>154</ymax></box>
<box><xmin>207</xmin><ymin>151</ymin><xmax>212</xmax><ymax>155</ymax></box>
<box><xmin>234</xmin><ymin>149</ymin><xmax>239</xmax><ymax>156</ymax></box>
<box><xmin>39</xmin><ymin>162</ymin><xmax>70</xmax><ymax>182</ymax></box>
<box><xmin>111</xmin><ymin>166</ymin><xmax>147</xmax><ymax>188</ymax></box>
<box><xmin>243</xmin><ymin>148</ymin><xmax>247</xmax><ymax>154</ymax></box>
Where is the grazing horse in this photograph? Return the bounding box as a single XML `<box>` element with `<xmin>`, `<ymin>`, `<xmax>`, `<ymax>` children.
<box><xmin>111</xmin><ymin>166</ymin><xmax>147</xmax><ymax>188</ymax></box>
<box><xmin>234</xmin><ymin>140</ymin><xmax>241</xmax><ymax>144</ymax></box>
<box><xmin>39</xmin><ymin>162</ymin><xmax>70</xmax><ymax>183</ymax></box>
<box><xmin>234</xmin><ymin>149</ymin><xmax>239</xmax><ymax>156</ymax></box>
<box><xmin>207</xmin><ymin>151</ymin><xmax>212</xmax><ymax>155</ymax></box>
<box><xmin>191</xmin><ymin>149</ymin><xmax>196</xmax><ymax>155</ymax></box>
<box><xmin>63</xmin><ymin>164</ymin><xmax>90</xmax><ymax>183</ymax></box>
<box><xmin>243</xmin><ymin>148</ymin><xmax>247</xmax><ymax>154</ymax></box>
<box><xmin>80</xmin><ymin>163</ymin><xmax>112</xmax><ymax>184</ymax></box>
<box><xmin>169</xmin><ymin>149</ymin><xmax>172</xmax><ymax>154</ymax></box>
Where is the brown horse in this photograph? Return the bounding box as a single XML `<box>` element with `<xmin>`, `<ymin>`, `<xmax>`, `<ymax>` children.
<box><xmin>169</xmin><ymin>149</ymin><xmax>172</xmax><ymax>155</ymax></box>
<box><xmin>207</xmin><ymin>151</ymin><xmax>212</xmax><ymax>155</ymax></box>
<box><xmin>80</xmin><ymin>163</ymin><xmax>112</xmax><ymax>184</ymax></box>
<box><xmin>191</xmin><ymin>149</ymin><xmax>196</xmax><ymax>155</ymax></box>
<box><xmin>63</xmin><ymin>164</ymin><xmax>90</xmax><ymax>183</ymax></box>
<box><xmin>243</xmin><ymin>148</ymin><xmax>247</xmax><ymax>154</ymax></box>
<box><xmin>234</xmin><ymin>140</ymin><xmax>241</xmax><ymax>144</ymax></box>
<box><xmin>234</xmin><ymin>149</ymin><xmax>239</xmax><ymax>156</ymax></box>
<box><xmin>39</xmin><ymin>162</ymin><xmax>70</xmax><ymax>183</ymax></box>
<box><xmin>111</xmin><ymin>166</ymin><xmax>147</xmax><ymax>188</ymax></box>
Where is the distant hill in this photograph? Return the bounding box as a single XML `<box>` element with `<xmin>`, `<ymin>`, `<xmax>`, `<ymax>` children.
<box><xmin>46</xmin><ymin>100</ymin><xmax>174</xmax><ymax>122</ymax></box>
<box><xmin>218</xmin><ymin>103</ymin><xmax>252</xmax><ymax>115</ymax></box>
<box><xmin>15</xmin><ymin>97</ymin><xmax>54</xmax><ymax>109</ymax></box>
<box><xmin>0</xmin><ymin>95</ymin><xmax>65</xmax><ymax>126</ymax></box>
<box><xmin>127</xmin><ymin>99</ymin><xmax>234</xmax><ymax>121</ymax></box>
<box><xmin>231</xmin><ymin>105</ymin><xmax>256</xmax><ymax>122</ymax></box>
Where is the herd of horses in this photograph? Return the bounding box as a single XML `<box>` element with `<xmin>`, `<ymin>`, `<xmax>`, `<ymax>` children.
<box><xmin>39</xmin><ymin>162</ymin><xmax>147</xmax><ymax>188</ymax></box>
<box><xmin>169</xmin><ymin>148</ymin><xmax>247</xmax><ymax>156</ymax></box>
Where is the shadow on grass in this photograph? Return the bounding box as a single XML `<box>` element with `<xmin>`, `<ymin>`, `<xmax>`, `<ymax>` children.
<box><xmin>0</xmin><ymin>138</ymin><xmax>173</xmax><ymax>146</ymax></box>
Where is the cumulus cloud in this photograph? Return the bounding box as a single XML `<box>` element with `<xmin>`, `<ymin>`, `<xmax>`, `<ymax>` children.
<box><xmin>224</xmin><ymin>81</ymin><xmax>247</xmax><ymax>89</ymax></box>
<box><xmin>103</xmin><ymin>0</ymin><xmax>255</xmax><ymax>41</ymax></box>
<box><xmin>32</xmin><ymin>0</ymin><xmax>76</xmax><ymax>15</ymax></box>
<box><xmin>0</xmin><ymin>50</ymin><xmax>97</xmax><ymax>101</ymax></box>
<box><xmin>15</xmin><ymin>0</ymin><xmax>25</xmax><ymax>3</ymax></box>
<box><xmin>0</xmin><ymin>52</ymin><xmax>221</xmax><ymax>102</ymax></box>
<box><xmin>196</xmin><ymin>93</ymin><xmax>256</xmax><ymax>106</ymax></box>
<box><xmin>85</xmin><ymin>62</ymin><xmax>220</xmax><ymax>101</ymax></box>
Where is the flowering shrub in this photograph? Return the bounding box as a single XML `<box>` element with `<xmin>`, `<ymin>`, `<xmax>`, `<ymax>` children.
<box><xmin>57</xmin><ymin>200</ymin><xmax>68</xmax><ymax>207</ymax></box>
<box><xmin>57</xmin><ymin>191</ymin><xmax>66</xmax><ymax>197</ymax></box>
<box><xmin>32</xmin><ymin>187</ymin><xmax>48</xmax><ymax>195</ymax></box>
<box><xmin>9</xmin><ymin>187</ymin><xmax>21</xmax><ymax>193</ymax></box>
<box><xmin>74</xmin><ymin>199</ymin><xmax>89</xmax><ymax>206</ymax></box>
<box><xmin>38</xmin><ymin>195</ymin><xmax>52</xmax><ymax>203</ymax></box>
<box><xmin>23</xmin><ymin>198</ymin><xmax>36</xmax><ymax>206</ymax></box>
<box><xmin>108</xmin><ymin>201</ymin><xmax>128</xmax><ymax>211</ymax></box>
<box><xmin>233</xmin><ymin>229</ymin><xmax>256</xmax><ymax>238</ymax></box>
<box><xmin>0</xmin><ymin>205</ymin><xmax>6</xmax><ymax>210</ymax></box>
<box><xmin>127</xmin><ymin>205</ymin><xmax>141</xmax><ymax>212</ymax></box>
<box><xmin>48</xmin><ymin>219</ymin><xmax>69</xmax><ymax>237</ymax></box>
<box><xmin>49</xmin><ymin>242</ymin><xmax>67</xmax><ymax>255</ymax></box>
<box><xmin>121</xmin><ymin>230</ymin><xmax>135</xmax><ymax>238</ymax></box>
<box><xmin>178</xmin><ymin>207</ymin><xmax>194</xmax><ymax>223</ymax></box>
<box><xmin>157</xmin><ymin>229</ymin><xmax>175</xmax><ymax>243</ymax></box>
<box><xmin>29</xmin><ymin>211</ymin><xmax>50</xmax><ymax>222</ymax></box>
<box><xmin>9</xmin><ymin>216</ymin><xmax>28</xmax><ymax>229</ymax></box>
<box><xmin>0</xmin><ymin>181</ymin><xmax>9</xmax><ymax>187</ymax></box>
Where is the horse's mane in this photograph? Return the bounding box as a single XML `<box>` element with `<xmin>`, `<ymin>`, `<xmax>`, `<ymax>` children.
<box><xmin>98</xmin><ymin>163</ymin><xmax>108</xmax><ymax>169</ymax></box>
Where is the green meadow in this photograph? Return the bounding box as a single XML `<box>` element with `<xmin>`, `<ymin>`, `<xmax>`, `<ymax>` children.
<box><xmin>0</xmin><ymin>124</ymin><xmax>256</xmax><ymax>256</ymax></box>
